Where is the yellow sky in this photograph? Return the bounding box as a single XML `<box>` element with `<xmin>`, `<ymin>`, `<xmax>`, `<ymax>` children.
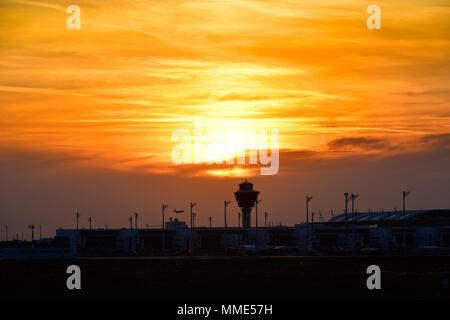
<box><xmin>0</xmin><ymin>0</ymin><xmax>449</xmax><ymax>176</ymax></box>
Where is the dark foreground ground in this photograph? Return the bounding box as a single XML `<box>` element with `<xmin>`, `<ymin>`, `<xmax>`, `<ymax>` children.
<box><xmin>0</xmin><ymin>256</ymin><xmax>449</xmax><ymax>300</ymax></box>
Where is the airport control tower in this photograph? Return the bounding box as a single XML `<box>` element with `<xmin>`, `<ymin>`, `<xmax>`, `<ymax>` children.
<box><xmin>234</xmin><ymin>180</ymin><xmax>260</xmax><ymax>228</ymax></box>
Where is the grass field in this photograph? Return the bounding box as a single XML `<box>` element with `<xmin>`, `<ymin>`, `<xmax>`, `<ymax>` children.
<box><xmin>1</xmin><ymin>256</ymin><xmax>449</xmax><ymax>300</ymax></box>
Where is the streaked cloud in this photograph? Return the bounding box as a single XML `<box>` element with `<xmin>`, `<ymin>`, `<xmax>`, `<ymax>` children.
<box><xmin>0</xmin><ymin>0</ymin><xmax>449</xmax><ymax>177</ymax></box>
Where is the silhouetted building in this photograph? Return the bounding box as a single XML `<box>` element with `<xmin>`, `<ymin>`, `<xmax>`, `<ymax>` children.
<box><xmin>234</xmin><ymin>180</ymin><xmax>259</xmax><ymax>228</ymax></box>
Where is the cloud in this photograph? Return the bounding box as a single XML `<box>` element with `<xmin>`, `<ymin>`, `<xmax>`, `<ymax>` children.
<box><xmin>419</xmin><ymin>133</ymin><xmax>450</xmax><ymax>150</ymax></box>
<box><xmin>1</xmin><ymin>136</ymin><xmax>449</xmax><ymax>237</ymax></box>
<box><xmin>0</xmin><ymin>147</ymin><xmax>100</xmax><ymax>172</ymax></box>
<box><xmin>6</xmin><ymin>0</ymin><xmax>65</xmax><ymax>12</ymax></box>
<box><xmin>327</xmin><ymin>137</ymin><xmax>389</xmax><ymax>151</ymax></box>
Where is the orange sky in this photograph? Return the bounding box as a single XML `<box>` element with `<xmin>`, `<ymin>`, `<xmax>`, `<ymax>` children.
<box><xmin>0</xmin><ymin>0</ymin><xmax>449</xmax><ymax>177</ymax></box>
<box><xmin>1</xmin><ymin>1</ymin><xmax>450</xmax><ymax>236</ymax></box>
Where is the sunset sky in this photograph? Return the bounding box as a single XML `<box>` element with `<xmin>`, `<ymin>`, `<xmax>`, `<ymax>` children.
<box><xmin>0</xmin><ymin>0</ymin><xmax>449</xmax><ymax>237</ymax></box>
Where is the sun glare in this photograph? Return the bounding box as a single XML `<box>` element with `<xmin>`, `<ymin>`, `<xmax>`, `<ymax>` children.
<box><xmin>203</xmin><ymin>167</ymin><xmax>257</xmax><ymax>178</ymax></box>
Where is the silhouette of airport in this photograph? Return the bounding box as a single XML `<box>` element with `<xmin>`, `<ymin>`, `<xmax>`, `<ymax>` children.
<box><xmin>1</xmin><ymin>180</ymin><xmax>450</xmax><ymax>258</ymax></box>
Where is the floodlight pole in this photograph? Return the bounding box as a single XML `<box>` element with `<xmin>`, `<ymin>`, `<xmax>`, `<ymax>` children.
<box><xmin>190</xmin><ymin>202</ymin><xmax>197</xmax><ymax>252</ymax></box>
<box><xmin>135</xmin><ymin>212</ymin><xmax>138</xmax><ymax>230</ymax></box>
<box><xmin>256</xmin><ymin>199</ymin><xmax>262</xmax><ymax>251</ymax></box>
<box><xmin>76</xmin><ymin>211</ymin><xmax>80</xmax><ymax>247</ymax></box>
<box><xmin>29</xmin><ymin>224</ymin><xmax>35</xmax><ymax>242</ymax></box>
<box><xmin>350</xmin><ymin>193</ymin><xmax>359</xmax><ymax>254</ymax></box>
<box><xmin>306</xmin><ymin>194</ymin><xmax>313</xmax><ymax>252</ymax></box>
<box><xmin>224</xmin><ymin>200</ymin><xmax>231</xmax><ymax>250</ymax></box>
<box><xmin>264</xmin><ymin>212</ymin><xmax>268</xmax><ymax>241</ymax></box>
<box><xmin>162</xmin><ymin>204</ymin><xmax>168</xmax><ymax>256</ymax></box>
<box><xmin>238</xmin><ymin>212</ymin><xmax>241</xmax><ymax>244</ymax></box>
<box><xmin>351</xmin><ymin>194</ymin><xmax>355</xmax><ymax>248</ymax></box>
<box><xmin>344</xmin><ymin>193</ymin><xmax>349</xmax><ymax>250</ymax></box>
<box><xmin>135</xmin><ymin>212</ymin><xmax>139</xmax><ymax>249</ymax></box>
<box><xmin>224</xmin><ymin>201</ymin><xmax>231</xmax><ymax>228</ymax></box>
<box><xmin>351</xmin><ymin>195</ymin><xmax>356</xmax><ymax>221</ymax></box>
<box><xmin>264</xmin><ymin>212</ymin><xmax>268</xmax><ymax>228</ymax></box>
<box><xmin>256</xmin><ymin>199</ymin><xmax>262</xmax><ymax>229</ymax></box>
<box><xmin>402</xmin><ymin>191</ymin><xmax>410</xmax><ymax>254</ymax></box>
<box><xmin>306</xmin><ymin>194</ymin><xmax>312</xmax><ymax>225</ymax></box>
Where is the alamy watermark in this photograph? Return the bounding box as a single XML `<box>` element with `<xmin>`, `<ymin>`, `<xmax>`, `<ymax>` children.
<box><xmin>65</xmin><ymin>4</ymin><xmax>380</xmax><ymax>31</ymax></box>
<box><xmin>171</xmin><ymin>121</ymin><xmax>279</xmax><ymax>175</ymax></box>
<box><xmin>66</xmin><ymin>5</ymin><xmax>81</xmax><ymax>30</ymax></box>
<box><xmin>367</xmin><ymin>5</ymin><xmax>381</xmax><ymax>30</ymax></box>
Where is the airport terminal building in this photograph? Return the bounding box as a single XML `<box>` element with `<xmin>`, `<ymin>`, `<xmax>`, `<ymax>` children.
<box><xmin>2</xmin><ymin>209</ymin><xmax>450</xmax><ymax>258</ymax></box>
<box><xmin>44</xmin><ymin>209</ymin><xmax>450</xmax><ymax>257</ymax></box>
<box><xmin>2</xmin><ymin>180</ymin><xmax>449</xmax><ymax>258</ymax></box>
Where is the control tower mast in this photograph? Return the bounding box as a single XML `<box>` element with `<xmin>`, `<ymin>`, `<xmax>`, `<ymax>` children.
<box><xmin>234</xmin><ymin>180</ymin><xmax>260</xmax><ymax>228</ymax></box>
